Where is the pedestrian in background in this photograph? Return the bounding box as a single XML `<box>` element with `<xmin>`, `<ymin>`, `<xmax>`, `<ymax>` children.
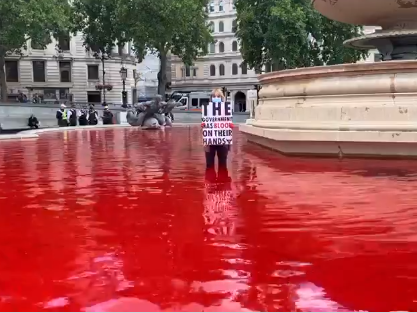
<box><xmin>56</xmin><ymin>103</ymin><xmax>70</xmax><ymax>127</ymax></box>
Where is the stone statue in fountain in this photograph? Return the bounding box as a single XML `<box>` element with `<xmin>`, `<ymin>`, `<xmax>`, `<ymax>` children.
<box><xmin>126</xmin><ymin>95</ymin><xmax>178</xmax><ymax>129</ymax></box>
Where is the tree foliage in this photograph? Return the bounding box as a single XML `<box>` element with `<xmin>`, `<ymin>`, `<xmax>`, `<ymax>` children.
<box><xmin>72</xmin><ymin>0</ymin><xmax>127</xmax><ymax>56</ymax></box>
<box><xmin>235</xmin><ymin>0</ymin><xmax>368</xmax><ymax>72</ymax></box>
<box><xmin>118</xmin><ymin>0</ymin><xmax>213</xmax><ymax>95</ymax></box>
<box><xmin>0</xmin><ymin>0</ymin><xmax>72</xmax><ymax>101</ymax></box>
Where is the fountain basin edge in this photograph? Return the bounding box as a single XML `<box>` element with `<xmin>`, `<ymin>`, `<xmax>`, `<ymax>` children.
<box><xmin>240</xmin><ymin>61</ymin><xmax>417</xmax><ymax>158</ymax></box>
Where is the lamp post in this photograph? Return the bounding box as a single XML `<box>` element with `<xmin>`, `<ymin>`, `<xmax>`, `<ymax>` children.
<box><xmin>222</xmin><ymin>86</ymin><xmax>227</xmax><ymax>98</ymax></box>
<box><xmin>120</xmin><ymin>67</ymin><xmax>127</xmax><ymax>106</ymax></box>
<box><xmin>254</xmin><ymin>84</ymin><xmax>262</xmax><ymax>105</ymax></box>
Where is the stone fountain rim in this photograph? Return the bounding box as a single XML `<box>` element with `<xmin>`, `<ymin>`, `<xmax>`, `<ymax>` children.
<box><xmin>0</xmin><ymin>124</ymin><xmax>201</xmax><ymax>141</ymax></box>
<box><xmin>344</xmin><ymin>29</ymin><xmax>417</xmax><ymax>49</ymax></box>
<box><xmin>258</xmin><ymin>60</ymin><xmax>417</xmax><ymax>83</ymax></box>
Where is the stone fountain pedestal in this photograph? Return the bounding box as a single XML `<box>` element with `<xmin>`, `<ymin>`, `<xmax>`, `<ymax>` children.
<box><xmin>240</xmin><ymin>0</ymin><xmax>417</xmax><ymax>158</ymax></box>
<box><xmin>240</xmin><ymin>61</ymin><xmax>417</xmax><ymax>158</ymax></box>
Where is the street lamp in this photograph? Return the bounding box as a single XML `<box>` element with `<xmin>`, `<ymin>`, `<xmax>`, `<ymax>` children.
<box><xmin>222</xmin><ymin>86</ymin><xmax>227</xmax><ymax>97</ymax></box>
<box><xmin>254</xmin><ymin>84</ymin><xmax>262</xmax><ymax>105</ymax></box>
<box><xmin>120</xmin><ymin>66</ymin><xmax>128</xmax><ymax>106</ymax></box>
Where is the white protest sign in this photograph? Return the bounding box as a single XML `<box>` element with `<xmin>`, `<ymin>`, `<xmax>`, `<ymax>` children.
<box><xmin>201</xmin><ymin>100</ymin><xmax>233</xmax><ymax>145</ymax></box>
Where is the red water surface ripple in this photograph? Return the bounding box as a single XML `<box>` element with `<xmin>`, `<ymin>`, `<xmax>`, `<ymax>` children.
<box><xmin>0</xmin><ymin>127</ymin><xmax>417</xmax><ymax>311</ymax></box>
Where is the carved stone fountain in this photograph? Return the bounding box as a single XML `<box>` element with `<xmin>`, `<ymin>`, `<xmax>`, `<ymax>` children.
<box><xmin>240</xmin><ymin>0</ymin><xmax>417</xmax><ymax>158</ymax></box>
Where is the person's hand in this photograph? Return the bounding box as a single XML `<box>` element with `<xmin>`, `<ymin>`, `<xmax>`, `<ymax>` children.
<box><xmin>229</xmin><ymin>123</ymin><xmax>234</xmax><ymax>129</ymax></box>
<box><xmin>201</xmin><ymin>122</ymin><xmax>205</xmax><ymax>128</ymax></box>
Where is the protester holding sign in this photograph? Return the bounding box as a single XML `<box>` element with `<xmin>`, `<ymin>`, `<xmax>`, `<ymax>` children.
<box><xmin>201</xmin><ymin>89</ymin><xmax>233</xmax><ymax>169</ymax></box>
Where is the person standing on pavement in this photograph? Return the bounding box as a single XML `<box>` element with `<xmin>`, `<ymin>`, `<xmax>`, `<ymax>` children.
<box><xmin>56</xmin><ymin>103</ymin><xmax>70</xmax><ymax>127</ymax></box>
<box><xmin>88</xmin><ymin>104</ymin><xmax>98</xmax><ymax>125</ymax></box>
<box><xmin>69</xmin><ymin>104</ymin><xmax>78</xmax><ymax>127</ymax></box>
<box><xmin>102</xmin><ymin>105</ymin><xmax>114</xmax><ymax>125</ymax></box>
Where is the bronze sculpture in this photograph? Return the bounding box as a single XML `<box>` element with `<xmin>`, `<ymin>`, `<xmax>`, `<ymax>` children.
<box><xmin>126</xmin><ymin>95</ymin><xmax>178</xmax><ymax>129</ymax></box>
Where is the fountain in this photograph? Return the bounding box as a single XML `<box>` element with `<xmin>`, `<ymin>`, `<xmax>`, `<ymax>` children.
<box><xmin>240</xmin><ymin>0</ymin><xmax>417</xmax><ymax>158</ymax></box>
<box><xmin>126</xmin><ymin>95</ymin><xmax>178</xmax><ymax>129</ymax></box>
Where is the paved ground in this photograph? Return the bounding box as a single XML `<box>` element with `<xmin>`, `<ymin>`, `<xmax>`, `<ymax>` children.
<box><xmin>0</xmin><ymin>105</ymin><xmax>249</xmax><ymax>130</ymax></box>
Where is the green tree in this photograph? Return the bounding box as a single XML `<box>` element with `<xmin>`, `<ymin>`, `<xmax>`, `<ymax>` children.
<box><xmin>0</xmin><ymin>0</ymin><xmax>72</xmax><ymax>101</ymax></box>
<box><xmin>73</xmin><ymin>0</ymin><xmax>130</xmax><ymax>103</ymax></box>
<box><xmin>118</xmin><ymin>0</ymin><xmax>213</xmax><ymax>95</ymax></box>
<box><xmin>235</xmin><ymin>0</ymin><xmax>368</xmax><ymax>72</ymax></box>
<box><xmin>72</xmin><ymin>0</ymin><xmax>127</xmax><ymax>55</ymax></box>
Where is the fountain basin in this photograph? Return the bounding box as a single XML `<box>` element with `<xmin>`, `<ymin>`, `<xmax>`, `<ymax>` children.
<box><xmin>313</xmin><ymin>0</ymin><xmax>417</xmax><ymax>29</ymax></box>
<box><xmin>240</xmin><ymin>61</ymin><xmax>417</xmax><ymax>158</ymax></box>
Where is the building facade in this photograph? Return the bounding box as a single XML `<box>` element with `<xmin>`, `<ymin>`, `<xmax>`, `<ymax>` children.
<box><xmin>4</xmin><ymin>32</ymin><xmax>137</xmax><ymax>104</ymax></box>
<box><xmin>171</xmin><ymin>0</ymin><xmax>257</xmax><ymax>112</ymax></box>
<box><xmin>171</xmin><ymin>3</ymin><xmax>380</xmax><ymax>112</ymax></box>
<box><xmin>135</xmin><ymin>51</ymin><xmax>172</xmax><ymax>98</ymax></box>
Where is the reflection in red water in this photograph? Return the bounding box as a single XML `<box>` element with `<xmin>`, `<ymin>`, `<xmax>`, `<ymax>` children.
<box><xmin>1</xmin><ymin>127</ymin><xmax>417</xmax><ymax>311</ymax></box>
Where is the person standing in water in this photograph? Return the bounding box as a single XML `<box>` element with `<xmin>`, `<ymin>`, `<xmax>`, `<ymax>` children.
<box><xmin>204</xmin><ymin>88</ymin><xmax>231</xmax><ymax>169</ymax></box>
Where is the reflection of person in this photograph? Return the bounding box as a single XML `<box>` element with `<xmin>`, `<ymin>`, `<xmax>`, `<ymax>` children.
<box><xmin>203</xmin><ymin>167</ymin><xmax>235</xmax><ymax>236</ymax></box>
<box><xmin>204</xmin><ymin>88</ymin><xmax>231</xmax><ymax>169</ymax></box>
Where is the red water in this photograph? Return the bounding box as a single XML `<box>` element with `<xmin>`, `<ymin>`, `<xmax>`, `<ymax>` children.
<box><xmin>0</xmin><ymin>127</ymin><xmax>417</xmax><ymax>311</ymax></box>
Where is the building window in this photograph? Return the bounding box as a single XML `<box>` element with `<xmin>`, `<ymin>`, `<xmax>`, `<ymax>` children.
<box><xmin>59</xmin><ymin>88</ymin><xmax>70</xmax><ymax>100</ymax></box>
<box><xmin>233</xmin><ymin>0</ymin><xmax>236</xmax><ymax>9</ymax></box>
<box><xmin>59</xmin><ymin>61</ymin><xmax>71</xmax><ymax>82</ymax></box>
<box><xmin>232</xmin><ymin>41</ymin><xmax>238</xmax><ymax>51</ymax></box>
<box><xmin>219</xmin><ymin>42</ymin><xmax>224</xmax><ymax>53</ymax></box>
<box><xmin>31</xmin><ymin>39</ymin><xmax>45</xmax><ymax>50</ymax></box>
<box><xmin>208</xmin><ymin>21</ymin><xmax>214</xmax><ymax>32</ymax></box>
<box><xmin>210</xmin><ymin>65</ymin><xmax>216</xmax><ymax>76</ymax></box>
<box><xmin>5</xmin><ymin>60</ymin><xmax>18</xmax><ymax>82</ymax></box>
<box><xmin>88</xmin><ymin>65</ymin><xmax>99</xmax><ymax>80</ymax></box>
<box><xmin>219</xmin><ymin>21</ymin><xmax>224</xmax><ymax>32</ymax></box>
<box><xmin>241</xmin><ymin>62</ymin><xmax>247</xmax><ymax>74</ymax></box>
<box><xmin>193</xmin><ymin>68</ymin><xmax>197</xmax><ymax>77</ymax></box>
<box><xmin>209</xmin><ymin>1</ymin><xmax>214</xmax><ymax>12</ymax></box>
<box><xmin>209</xmin><ymin>43</ymin><xmax>215</xmax><ymax>53</ymax></box>
<box><xmin>57</xmin><ymin>33</ymin><xmax>70</xmax><ymax>51</ymax></box>
<box><xmin>232</xmin><ymin>63</ymin><xmax>238</xmax><ymax>75</ymax></box>
<box><xmin>219</xmin><ymin>0</ymin><xmax>223</xmax><ymax>11</ymax></box>
<box><xmin>185</xmin><ymin>65</ymin><xmax>191</xmax><ymax>77</ymax></box>
<box><xmin>32</xmin><ymin>61</ymin><xmax>46</xmax><ymax>82</ymax></box>
<box><xmin>87</xmin><ymin>91</ymin><xmax>101</xmax><ymax>103</ymax></box>
<box><xmin>232</xmin><ymin>19</ymin><xmax>237</xmax><ymax>32</ymax></box>
<box><xmin>219</xmin><ymin>64</ymin><xmax>225</xmax><ymax>76</ymax></box>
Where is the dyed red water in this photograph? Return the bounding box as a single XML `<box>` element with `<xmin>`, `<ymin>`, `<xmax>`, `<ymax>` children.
<box><xmin>0</xmin><ymin>127</ymin><xmax>417</xmax><ymax>311</ymax></box>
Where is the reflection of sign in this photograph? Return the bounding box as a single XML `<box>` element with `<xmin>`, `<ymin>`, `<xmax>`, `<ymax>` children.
<box><xmin>201</xmin><ymin>101</ymin><xmax>233</xmax><ymax>145</ymax></box>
